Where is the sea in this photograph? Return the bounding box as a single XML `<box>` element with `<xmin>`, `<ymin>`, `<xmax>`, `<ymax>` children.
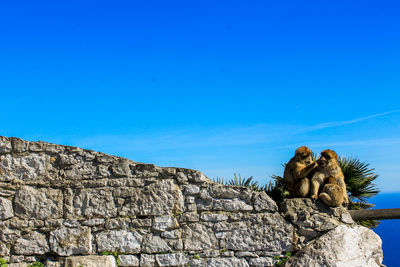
<box><xmin>371</xmin><ymin>192</ymin><xmax>400</xmax><ymax>267</ymax></box>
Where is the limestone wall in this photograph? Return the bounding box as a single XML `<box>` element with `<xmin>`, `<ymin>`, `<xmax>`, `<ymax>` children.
<box><xmin>0</xmin><ymin>136</ymin><xmax>383</xmax><ymax>267</ymax></box>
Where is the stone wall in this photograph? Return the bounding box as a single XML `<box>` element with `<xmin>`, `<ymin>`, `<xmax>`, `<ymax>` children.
<box><xmin>0</xmin><ymin>136</ymin><xmax>383</xmax><ymax>267</ymax></box>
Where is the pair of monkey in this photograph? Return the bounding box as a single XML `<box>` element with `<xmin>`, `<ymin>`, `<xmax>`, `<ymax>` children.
<box><xmin>283</xmin><ymin>146</ymin><xmax>349</xmax><ymax>207</ymax></box>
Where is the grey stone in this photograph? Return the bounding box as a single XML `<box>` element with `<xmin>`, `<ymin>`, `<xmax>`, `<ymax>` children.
<box><xmin>0</xmin><ymin>242</ymin><xmax>9</xmax><ymax>256</ymax></box>
<box><xmin>209</xmin><ymin>184</ymin><xmax>240</xmax><ymax>199</ymax></box>
<box><xmin>1</xmin><ymin>229</ymin><xmax>21</xmax><ymax>242</ymax></box>
<box><xmin>180</xmin><ymin>213</ymin><xmax>199</xmax><ymax>222</ymax></box>
<box><xmin>152</xmin><ymin>215</ymin><xmax>179</xmax><ymax>232</ymax></box>
<box><xmin>0</xmin><ymin>154</ymin><xmax>49</xmax><ymax>181</ymax></box>
<box><xmin>341</xmin><ymin>211</ymin><xmax>355</xmax><ymax>224</ymax></box>
<box><xmin>287</xmin><ymin>225</ymin><xmax>383</xmax><ymax>267</ymax></box>
<box><xmin>161</xmin><ymin>229</ymin><xmax>181</xmax><ymax>239</ymax></box>
<box><xmin>183</xmin><ymin>223</ymin><xmax>218</xmax><ymax>251</ymax></box>
<box><xmin>140</xmin><ymin>254</ymin><xmax>155</xmax><ymax>267</ymax></box>
<box><xmin>14</xmin><ymin>232</ymin><xmax>49</xmax><ymax>255</ymax></box>
<box><xmin>82</xmin><ymin>218</ymin><xmax>105</xmax><ymax>226</ymax></box>
<box><xmin>183</xmin><ymin>185</ymin><xmax>200</xmax><ymax>195</ymax></box>
<box><xmin>206</xmin><ymin>257</ymin><xmax>249</xmax><ymax>267</ymax></box>
<box><xmin>64</xmin><ymin>255</ymin><xmax>116</xmax><ymax>267</ymax></box>
<box><xmin>224</xmin><ymin>213</ymin><xmax>294</xmax><ymax>252</ymax></box>
<box><xmin>131</xmin><ymin>218</ymin><xmax>152</xmax><ymax>227</ymax></box>
<box><xmin>235</xmin><ymin>251</ymin><xmax>259</xmax><ymax>257</ymax></box>
<box><xmin>96</xmin><ymin>230</ymin><xmax>142</xmax><ymax>253</ymax></box>
<box><xmin>66</xmin><ymin>188</ymin><xmax>117</xmax><ymax>218</ymax></box>
<box><xmin>141</xmin><ymin>235</ymin><xmax>171</xmax><ymax>253</ymax></box>
<box><xmin>248</xmin><ymin>257</ymin><xmax>274</xmax><ymax>266</ymax></box>
<box><xmin>11</xmin><ymin>138</ymin><xmax>28</xmax><ymax>153</ymax></box>
<box><xmin>0</xmin><ymin>136</ymin><xmax>12</xmax><ymax>154</ymax></box>
<box><xmin>111</xmin><ymin>159</ymin><xmax>131</xmax><ymax>177</ymax></box>
<box><xmin>105</xmin><ymin>218</ymin><xmax>131</xmax><ymax>230</ymax></box>
<box><xmin>212</xmin><ymin>199</ymin><xmax>253</xmax><ymax>212</ymax></box>
<box><xmin>14</xmin><ymin>186</ymin><xmax>63</xmax><ymax>220</ymax></box>
<box><xmin>118</xmin><ymin>255</ymin><xmax>139</xmax><ymax>266</ymax></box>
<box><xmin>0</xmin><ymin>197</ymin><xmax>13</xmax><ymax>219</ymax></box>
<box><xmin>201</xmin><ymin>213</ymin><xmax>229</xmax><ymax>222</ymax></box>
<box><xmin>45</xmin><ymin>260</ymin><xmax>63</xmax><ymax>267</ymax></box>
<box><xmin>49</xmin><ymin>226</ymin><xmax>92</xmax><ymax>256</ymax></box>
<box><xmin>155</xmin><ymin>253</ymin><xmax>188</xmax><ymax>266</ymax></box>
<box><xmin>120</xmin><ymin>179</ymin><xmax>183</xmax><ymax>216</ymax></box>
<box><xmin>253</xmin><ymin>191</ymin><xmax>278</xmax><ymax>212</ymax></box>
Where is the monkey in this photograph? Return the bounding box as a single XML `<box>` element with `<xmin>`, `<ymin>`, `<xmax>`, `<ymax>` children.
<box><xmin>310</xmin><ymin>149</ymin><xmax>349</xmax><ymax>205</ymax></box>
<box><xmin>318</xmin><ymin>176</ymin><xmax>344</xmax><ymax>207</ymax></box>
<box><xmin>283</xmin><ymin>146</ymin><xmax>319</xmax><ymax>197</ymax></box>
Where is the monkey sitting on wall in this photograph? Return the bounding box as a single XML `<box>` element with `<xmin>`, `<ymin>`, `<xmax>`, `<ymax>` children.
<box><xmin>318</xmin><ymin>176</ymin><xmax>344</xmax><ymax>207</ymax></box>
<box><xmin>311</xmin><ymin>149</ymin><xmax>349</xmax><ymax>205</ymax></box>
<box><xmin>284</xmin><ymin>146</ymin><xmax>318</xmax><ymax>197</ymax></box>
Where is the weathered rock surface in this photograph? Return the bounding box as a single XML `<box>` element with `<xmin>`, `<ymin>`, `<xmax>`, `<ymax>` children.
<box><xmin>0</xmin><ymin>197</ymin><xmax>13</xmax><ymax>219</ymax></box>
<box><xmin>0</xmin><ymin>136</ymin><xmax>384</xmax><ymax>267</ymax></box>
<box><xmin>14</xmin><ymin>232</ymin><xmax>49</xmax><ymax>255</ymax></box>
<box><xmin>49</xmin><ymin>226</ymin><xmax>92</xmax><ymax>256</ymax></box>
<box><xmin>287</xmin><ymin>224</ymin><xmax>383</xmax><ymax>267</ymax></box>
<box><xmin>64</xmin><ymin>255</ymin><xmax>116</xmax><ymax>267</ymax></box>
<box><xmin>96</xmin><ymin>230</ymin><xmax>142</xmax><ymax>253</ymax></box>
<box><xmin>14</xmin><ymin>186</ymin><xmax>63</xmax><ymax>219</ymax></box>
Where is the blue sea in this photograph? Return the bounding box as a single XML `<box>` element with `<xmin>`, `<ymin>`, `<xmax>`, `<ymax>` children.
<box><xmin>371</xmin><ymin>192</ymin><xmax>400</xmax><ymax>267</ymax></box>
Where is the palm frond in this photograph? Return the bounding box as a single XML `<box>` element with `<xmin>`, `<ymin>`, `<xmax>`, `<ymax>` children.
<box><xmin>226</xmin><ymin>173</ymin><xmax>261</xmax><ymax>191</ymax></box>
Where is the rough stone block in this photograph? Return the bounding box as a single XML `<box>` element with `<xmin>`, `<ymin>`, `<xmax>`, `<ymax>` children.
<box><xmin>96</xmin><ymin>230</ymin><xmax>142</xmax><ymax>253</ymax></box>
<box><xmin>14</xmin><ymin>232</ymin><xmax>49</xmax><ymax>255</ymax></box>
<box><xmin>182</xmin><ymin>223</ymin><xmax>218</xmax><ymax>251</ymax></box>
<box><xmin>120</xmin><ymin>180</ymin><xmax>183</xmax><ymax>216</ymax></box>
<box><xmin>14</xmin><ymin>186</ymin><xmax>63</xmax><ymax>220</ymax></box>
<box><xmin>0</xmin><ymin>197</ymin><xmax>13</xmax><ymax>219</ymax></box>
<box><xmin>206</xmin><ymin>257</ymin><xmax>249</xmax><ymax>267</ymax></box>
<box><xmin>224</xmin><ymin>213</ymin><xmax>294</xmax><ymax>252</ymax></box>
<box><xmin>10</xmin><ymin>138</ymin><xmax>28</xmax><ymax>153</ymax></box>
<box><xmin>249</xmin><ymin>257</ymin><xmax>274</xmax><ymax>266</ymax></box>
<box><xmin>140</xmin><ymin>254</ymin><xmax>155</xmax><ymax>267</ymax></box>
<box><xmin>66</xmin><ymin>188</ymin><xmax>117</xmax><ymax>218</ymax></box>
<box><xmin>0</xmin><ymin>137</ymin><xmax>12</xmax><ymax>154</ymax></box>
<box><xmin>49</xmin><ymin>226</ymin><xmax>92</xmax><ymax>256</ymax></box>
<box><xmin>118</xmin><ymin>255</ymin><xmax>139</xmax><ymax>267</ymax></box>
<box><xmin>287</xmin><ymin>225</ymin><xmax>383</xmax><ymax>267</ymax></box>
<box><xmin>64</xmin><ymin>255</ymin><xmax>116</xmax><ymax>267</ymax></box>
<box><xmin>0</xmin><ymin>154</ymin><xmax>49</xmax><ymax>182</ymax></box>
<box><xmin>152</xmin><ymin>215</ymin><xmax>179</xmax><ymax>232</ymax></box>
<box><xmin>141</xmin><ymin>235</ymin><xmax>171</xmax><ymax>253</ymax></box>
<box><xmin>155</xmin><ymin>253</ymin><xmax>188</xmax><ymax>266</ymax></box>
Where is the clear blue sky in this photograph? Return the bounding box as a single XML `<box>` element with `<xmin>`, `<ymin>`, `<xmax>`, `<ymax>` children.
<box><xmin>1</xmin><ymin>1</ymin><xmax>400</xmax><ymax>192</ymax></box>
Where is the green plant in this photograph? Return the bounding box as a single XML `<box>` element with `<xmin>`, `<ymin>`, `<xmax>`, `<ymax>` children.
<box><xmin>0</xmin><ymin>258</ymin><xmax>7</xmax><ymax>267</ymax></box>
<box><xmin>193</xmin><ymin>254</ymin><xmax>200</xmax><ymax>259</ymax></box>
<box><xmin>264</xmin><ymin>174</ymin><xmax>289</xmax><ymax>204</ymax></box>
<box><xmin>274</xmin><ymin>251</ymin><xmax>292</xmax><ymax>266</ymax></box>
<box><xmin>213</xmin><ymin>173</ymin><xmax>262</xmax><ymax>191</ymax></box>
<box><xmin>338</xmin><ymin>157</ymin><xmax>380</xmax><ymax>228</ymax></box>
<box><xmin>28</xmin><ymin>262</ymin><xmax>44</xmax><ymax>267</ymax></box>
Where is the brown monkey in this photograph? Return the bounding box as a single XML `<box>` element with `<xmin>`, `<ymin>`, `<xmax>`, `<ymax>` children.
<box><xmin>284</xmin><ymin>146</ymin><xmax>318</xmax><ymax>197</ymax></box>
<box><xmin>319</xmin><ymin>176</ymin><xmax>344</xmax><ymax>207</ymax></box>
<box><xmin>311</xmin><ymin>149</ymin><xmax>349</xmax><ymax>205</ymax></box>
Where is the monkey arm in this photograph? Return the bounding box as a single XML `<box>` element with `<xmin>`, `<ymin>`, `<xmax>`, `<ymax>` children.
<box><xmin>294</xmin><ymin>161</ymin><xmax>318</xmax><ymax>180</ymax></box>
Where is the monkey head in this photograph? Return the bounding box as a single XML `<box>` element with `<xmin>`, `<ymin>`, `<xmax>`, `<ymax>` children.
<box><xmin>317</xmin><ymin>149</ymin><xmax>338</xmax><ymax>167</ymax></box>
<box><xmin>294</xmin><ymin>146</ymin><xmax>313</xmax><ymax>165</ymax></box>
<box><xmin>325</xmin><ymin>176</ymin><xmax>338</xmax><ymax>185</ymax></box>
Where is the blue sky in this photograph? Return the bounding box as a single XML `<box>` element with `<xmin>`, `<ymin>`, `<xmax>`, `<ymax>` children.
<box><xmin>1</xmin><ymin>0</ymin><xmax>400</xmax><ymax>192</ymax></box>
